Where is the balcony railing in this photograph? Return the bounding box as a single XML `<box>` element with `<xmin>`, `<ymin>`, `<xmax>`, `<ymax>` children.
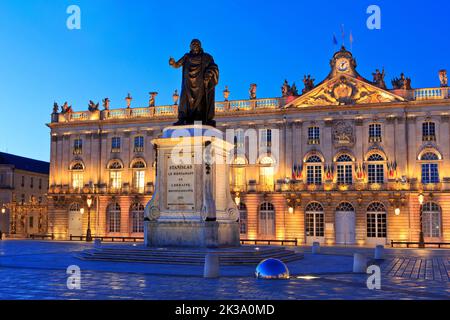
<box><xmin>51</xmin><ymin>87</ymin><xmax>450</xmax><ymax>124</ymax></box>
<box><xmin>52</xmin><ymin>98</ymin><xmax>283</xmax><ymax>123</ymax></box>
<box><xmin>414</xmin><ymin>87</ymin><xmax>449</xmax><ymax>101</ymax></box>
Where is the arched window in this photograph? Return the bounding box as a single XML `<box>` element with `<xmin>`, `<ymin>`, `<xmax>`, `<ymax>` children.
<box><xmin>335</xmin><ymin>202</ymin><xmax>356</xmax><ymax>245</ymax></box>
<box><xmin>367</xmin><ymin>154</ymin><xmax>385</xmax><ymax>161</ymax></box>
<box><xmin>367</xmin><ymin>202</ymin><xmax>387</xmax><ymax>239</ymax></box>
<box><xmin>259</xmin><ymin>202</ymin><xmax>275</xmax><ymax>236</ymax></box>
<box><xmin>336</xmin><ymin>155</ymin><xmax>353</xmax><ymax>162</ymax></box>
<box><xmin>336</xmin><ymin>202</ymin><xmax>355</xmax><ymax>212</ymax></box>
<box><xmin>70</xmin><ymin>162</ymin><xmax>84</xmax><ymax>190</ymax></box>
<box><xmin>420</xmin><ymin>152</ymin><xmax>440</xmax><ymax>184</ymax></box>
<box><xmin>239</xmin><ymin>203</ymin><xmax>248</xmax><ymax>235</ymax></box>
<box><xmin>336</xmin><ymin>154</ymin><xmax>353</xmax><ymax>185</ymax></box>
<box><xmin>305</xmin><ymin>202</ymin><xmax>324</xmax><ymax>238</ymax></box>
<box><xmin>132</xmin><ymin>160</ymin><xmax>146</xmax><ymax>193</ymax></box>
<box><xmin>108</xmin><ymin>160</ymin><xmax>123</xmax><ymax>191</ymax></box>
<box><xmin>422</xmin><ymin>202</ymin><xmax>441</xmax><ymax>238</ymax></box>
<box><xmin>131</xmin><ymin>203</ymin><xmax>145</xmax><ymax>233</ymax></box>
<box><xmin>367</xmin><ymin>153</ymin><xmax>385</xmax><ymax>184</ymax></box>
<box><xmin>107</xmin><ymin>203</ymin><xmax>121</xmax><ymax>233</ymax></box>
<box><xmin>259</xmin><ymin>157</ymin><xmax>275</xmax><ymax>192</ymax></box>
<box><xmin>306</xmin><ymin>156</ymin><xmax>323</xmax><ymax>185</ymax></box>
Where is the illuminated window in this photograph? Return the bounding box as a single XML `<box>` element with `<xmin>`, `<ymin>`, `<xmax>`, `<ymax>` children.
<box><xmin>367</xmin><ymin>154</ymin><xmax>384</xmax><ymax>184</ymax></box>
<box><xmin>305</xmin><ymin>202</ymin><xmax>324</xmax><ymax>237</ymax></box>
<box><xmin>107</xmin><ymin>203</ymin><xmax>121</xmax><ymax>233</ymax></box>
<box><xmin>308</xmin><ymin>127</ymin><xmax>320</xmax><ymax>145</ymax></box>
<box><xmin>239</xmin><ymin>203</ymin><xmax>248</xmax><ymax>235</ymax></box>
<box><xmin>131</xmin><ymin>160</ymin><xmax>146</xmax><ymax>193</ymax></box>
<box><xmin>110</xmin><ymin>172</ymin><xmax>122</xmax><ymax>190</ymax></box>
<box><xmin>131</xmin><ymin>203</ymin><xmax>145</xmax><ymax>233</ymax></box>
<box><xmin>231</xmin><ymin>156</ymin><xmax>246</xmax><ymax>190</ymax></box>
<box><xmin>73</xmin><ymin>139</ymin><xmax>83</xmax><ymax>155</ymax></box>
<box><xmin>306</xmin><ymin>155</ymin><xmax>322</xmax><ymax>185</ymax></box>
<box><xmin>109</xmin><ymin>161</ymin><xmax>123</xmax><ymax>190</ymax></box>
<box><xmin>259</xmin><ymin>202</ymin><xmax>275</xmax><ymax>236</ymax></box>
<box><xmin>369</xmin><ymin>124</ymin><xmax>382</xmax><ymax>143</ymax></box>
<box><xmin>422</xmin><ymin>122</ymin><xmax>436</xmax><ymax>141</ymax></box>
<box><xmin>422</xmin><ymin>202</ymin><xmax>441</xmax><ymax>238</ymax></box>
<box><xmin>336</xmin><ymin>154</ymin><xmax>353</xmax><ymax>185</ymax></box>
<box><xmin>134</xmin><ymin>136</ymin><xmax>144</xmax><ymax>153</ymax></box>
<box><xmin>367</xmin><ymin>202</ymin><xmax>387</xmax><ymax>238</ymax></box>
<box><xmin>70</xmin><ymin>162</ymin><xmax>84</xmax><ymax>190</ymax></box>
<box><xmin>421</xmin><ymin>152</ymin><xmax>439</xmax><ymax>184</ymax></box>
<box><xmin>259</xmin><ymin>157</ymin><xmax>275</xmax><ymax>192</ymax></box>
<box><xmin>111</xmin><ymin>137</ymin><xmax>121</xmax><ymax>153</ymax></box>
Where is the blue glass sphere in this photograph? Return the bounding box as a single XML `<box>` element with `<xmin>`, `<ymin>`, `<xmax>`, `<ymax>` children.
<box><xmin>255</xmin><ymin>258</ymin><xmax>290</xmax><ymax>279</ymax></box>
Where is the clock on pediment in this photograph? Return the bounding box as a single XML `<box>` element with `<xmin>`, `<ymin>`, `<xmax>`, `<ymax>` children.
<box><xmin>336</xmin><ymin>58</ymin><xmax>350</xmax><ymax>73</ymax></box>
<box><xmin>329</xmin><ymin>46</ymin><xmax>357</xmax><ymax>78</ymax></box>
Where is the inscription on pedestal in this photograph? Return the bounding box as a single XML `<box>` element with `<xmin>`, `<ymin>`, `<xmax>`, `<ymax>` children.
<box><xmin>166</xmin><ymin>155</ymin><xmax>195</xmax><ymax>210</ymax></box>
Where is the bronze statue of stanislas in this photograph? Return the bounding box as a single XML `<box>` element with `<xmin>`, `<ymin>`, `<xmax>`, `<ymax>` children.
<box><xmin>169</xmin><ymin>39</ymin><xmax>219</xmax><ymax>127</ymax></box>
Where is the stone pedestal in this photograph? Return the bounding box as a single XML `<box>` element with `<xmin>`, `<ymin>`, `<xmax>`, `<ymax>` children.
<box><xmin>144</xmin><ymin>125</ymin><xmax>240</xmax><ymax>248</ymax></box>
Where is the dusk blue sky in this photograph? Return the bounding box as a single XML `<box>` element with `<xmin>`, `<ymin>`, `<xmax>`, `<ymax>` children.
<box><xmin>0</xmin><ymin>0</ymin><xmax>449</xmax><ymax>161</ymax></box>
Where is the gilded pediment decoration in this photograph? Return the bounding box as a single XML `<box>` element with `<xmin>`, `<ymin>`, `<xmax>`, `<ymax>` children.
<box><xmin>285</xmin><ymin>46</ymin><xmax>406</xmax><ymax>109</ymax></box>
<box><xmin>286</xmin><ymin>75</ymin><xmax>406</xmax><ymax>108</ymax></box>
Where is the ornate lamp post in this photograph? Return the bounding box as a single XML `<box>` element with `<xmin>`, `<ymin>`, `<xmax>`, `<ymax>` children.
<box><xmin>418</xmin><ymin>193</ymin><xmax>425</xmax><ymax>248</ymax></box>
<box><xmin>86</xmin><ymin>196</ymin><xmax>93</xmax><ymax>242</ymax></box>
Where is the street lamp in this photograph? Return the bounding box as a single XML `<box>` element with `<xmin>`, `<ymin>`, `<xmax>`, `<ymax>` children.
<box><xmin>418</xmin><ymin>193</ymin><xmax>425</xmax><ymax>248</ymax></box>
<box><xmin>86</xmin><ymin>196</ymin><xmax>93</xmax><ymax>242</ymax></box>
<box><xmin>1</xmin><ymin>207</ymin><xmax>5</xmax><ymax>214</ymax></box>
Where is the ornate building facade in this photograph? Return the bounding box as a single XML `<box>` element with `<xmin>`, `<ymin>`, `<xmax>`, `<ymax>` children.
<box><xmin>47</xmin><ymin>47</ymin><xmax>450</xmax><ymax>245</ymax></box>
<box><xmin>0</xmin><ymin>152</ymin><xmax>49</xmax><ymax>237</ymax></box>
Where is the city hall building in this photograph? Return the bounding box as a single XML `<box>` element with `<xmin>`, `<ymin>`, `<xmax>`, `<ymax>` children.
<box><xmin>47</xmin><ymin>47</ymin><xmax>450</xmax><ymax>246</ymax></box>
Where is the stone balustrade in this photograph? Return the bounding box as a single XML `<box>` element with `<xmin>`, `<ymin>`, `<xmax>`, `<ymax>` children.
<box><xmin>51</xmin><ymin>87</ymin><xmax>449</xmax><ymax>124</ymax></box>
<box><xmin>51</xmin><ymin>98</ymin><xmax>284</xmax><ymax>123</ymax></box>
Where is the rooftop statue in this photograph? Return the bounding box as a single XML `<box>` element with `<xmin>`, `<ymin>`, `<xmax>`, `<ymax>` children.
<box><xmin>372</xmin><ymin>68</ymin><xmax>386</xmax><ymax>89</ymax></box>
<box><xmin>169</xmin><ymin>39</ymin><xmax>219</xmax><ymax>127</ymax></box>
<box><xmin>439</xmin><ymin>70</ymin><xmax>448</xmax><ymax>87</ymax></box>
<box><xmin>392</xmin><ymin>73</ymin><xmax>412</xmax><ymax>90</ymax></box>
<box><xmin>102</xmin><ymin>98</ymin><xmax>110</xmax><ymax>110</ymax></box>
<box><xmin>88</xmin><ymin>100</ymin><xmax>99</xmax><ymax>112</ymax></box>
<box><xmin>61</xmin><ymin>102</ymin><xmax>73</xmax><ymax>114</ymax></box>
<box><xmin>281</xmin><ymin>80</ymin><xmax>291</xmax><ymax>97</ymax></box>
<box><xmin>302</xmin><ymin>75</ymin><xmax>315</xmax><ymax>94</ymax></box>
<box><xmin>249</xmin><ymin>83</ymin><xmax>257</xmax><ymax>100</ymax></box>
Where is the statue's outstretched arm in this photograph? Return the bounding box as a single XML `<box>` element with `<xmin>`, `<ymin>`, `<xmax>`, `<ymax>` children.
<box><xmin>169</xmin><ymin>55</ymin><xmax>186</xmax><ymax>69</ymax></box>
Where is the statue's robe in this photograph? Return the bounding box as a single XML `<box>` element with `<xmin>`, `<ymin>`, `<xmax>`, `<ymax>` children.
<box><xmin>174</xmin><ymin>52</ymin><xmax>219</xmax><ymax>126</ymax></box>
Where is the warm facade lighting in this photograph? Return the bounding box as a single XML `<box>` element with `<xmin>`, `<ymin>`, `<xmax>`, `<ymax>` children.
<box><xmin>288</xmin><ymin>206</ymin><xmax>294</xmax><ymax>214</ymax></box>
<box><xmin>80</xmin><ymin>208</ymin><xmax>85</xmax><ymax>215</ymax></box>
<box><xmin>394</xmin><ymin>208</ymin><xmax>401</xmax><ymax>216</ymax></box>
<box><xmin>1</xmin><ymin>207</ymin><xmax>5</xmax><ymax>214</ymax></box>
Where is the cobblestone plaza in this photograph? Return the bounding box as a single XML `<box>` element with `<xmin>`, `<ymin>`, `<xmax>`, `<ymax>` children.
<box><xmin>0</xmin><ymin>241</ymin><xmax>448</xmax><ymax>300</ymax></box>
